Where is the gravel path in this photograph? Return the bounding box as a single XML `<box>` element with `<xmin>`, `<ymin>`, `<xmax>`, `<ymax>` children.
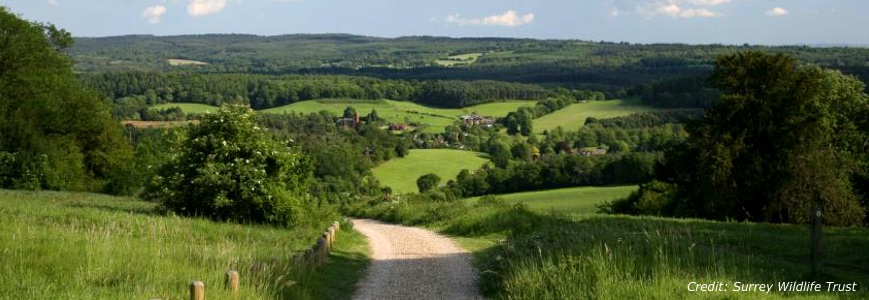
<box><xmin>351</xmin><ymin>219</ymin><xmax>482</xmax><ymax>300</ymax></box>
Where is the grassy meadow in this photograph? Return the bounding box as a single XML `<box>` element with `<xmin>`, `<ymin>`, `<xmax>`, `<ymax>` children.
<box><xmin>260</xmin><ymin>99</ymin><xmax>537</xmax><ymax>133</ymax></box>
<box><xmin>0</xmin><ymin>190</ymin><xmax>367</xmax><ymax>300</ymax></box>
<box><xmin>466</xmin><ymin>185</ymin><xmax>638</xmax><ymax>214</ymax></box>
<box><xmin>347</xmin><ymin>196</ymin><xmax>869</xmax><ymax>300</ymax></box>
<box><xmin>533</xmin><ymin>99</ymin><xmax>652</xmax><ymax>134</ymax></box>
<box><xmin>372</xmin><ymin>149</ymin><xmax>490</xmax><ymax>194</ymax></box>
<box><xmin>150</xmin><ymin>102</ymin><xmax>219</xmax><ymax>114</ymax></box>
<box><xmin>434</xmin><ymin>52</ymin><xmax>484</xmax><ymax>66</ymax></box>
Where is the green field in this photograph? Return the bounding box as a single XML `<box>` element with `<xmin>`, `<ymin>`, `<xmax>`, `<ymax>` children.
<box><xmin>467</xmin><ymin>185</ymin><xmax>638</xmax><ymax>214</ymax></box>
<box><xmin>435</xmin><ymin>53</ymin><xmax>484</xmax><ymax>66</ymax></box>
<box><xmin>372</xmin><ymin>149</ymin><xmax>490</xmax><ymax>194</ymax></box>
<box><xmin>533</xmin><ymin>99</ymin><xmax>652</xmax><ymax>134</ymax></box>
<box><xmin>150</xmin><ymin>103</ymin><xmax>219</xmax><ymax>114</ymax></box>
<box><xmin>261</xmin><ymin>99</ymin><xmax>536</xmax><ymax>133</ymax></box>
<box><xmin>167</xmin><ymin>58</ymin><xmax>209</xmax><ymax>66</ymax></box>
<box><xmin>0</xmin><ymin>190</ymin><xmax>366</xmax><ymax>299</ymax></box>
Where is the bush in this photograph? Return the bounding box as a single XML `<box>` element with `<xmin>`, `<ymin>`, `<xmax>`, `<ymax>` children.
<box><xmin>416</xmin><ymin>173</ymin><xmax>441</xmax><ymax>193</ymax></box>
<box><xmin>144</xmin><ymin>106</ymin><xmax>312</xmax><ymax>226</ymax></box>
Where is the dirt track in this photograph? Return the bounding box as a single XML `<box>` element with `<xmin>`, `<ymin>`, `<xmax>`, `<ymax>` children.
<box><xmin>351</xmin><ymin>219</ymin><xmax>482</xmax><ymax>300</ymax></box>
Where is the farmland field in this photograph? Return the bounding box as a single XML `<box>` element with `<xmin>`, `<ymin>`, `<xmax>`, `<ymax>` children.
<box><xmin>372</xmin><ymin>149</ymin><xmax>490</xmax><ymax>194</ymax></box>
<box><xmin>466</xmin><ymin>185</ymin><xmax>638</xmax><ymax>214</ymax></box>
<box><xmin>261</xmin><ymin>99</ymin><xmax>537</xmax><ymax>133</ymax></box>
<box><xmin>533</xmin><ymin>99</ymin><xmax>652</xmax><ymax>133</ymax></box>
<box><xmin>150</xmin><ymin>103</ymin><xmax>219</xmax><ymax>114</ymax></box>
<box><xmin>434</xmin><ymin>53</ymin><xmax>484</xmax><ymax>66</ymax></box>
<box><xmin>0</xmin><ymin>190</ymin><xmax>366</xmax><ymax>300</ymax></box>
<box><xmin>167</xmin><ymin>58</ymin><xmax>208</xmax><ymax>66</ymax></box>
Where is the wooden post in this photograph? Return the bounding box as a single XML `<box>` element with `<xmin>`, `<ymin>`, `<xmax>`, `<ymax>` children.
<box><xmin>225</xmin><ymin>270</ymin><xmax>240</xmax><ymax>294</ymax></box>
<box><xmin>315</xmin><ymin>237</ymin><xmax>326</xmax><ymax>265</ymax></box>
<box><xmin>324</xmin><ymin>231</ymin><xmax>332</xmax><ymax>252</ymax></box>
<box><xmin>190</xmin><ymin>281</ymin><xmax>205</xmax><ymax>300</ymax></box>
<box><xmin>810</xmin><ymin>205</ymin><xmax>822</xmax><ymax>278</ymax></box>
<box><xmin>330</xmin><ymin>225</ymin><xmax>337</xmax><ymax>243</ymax></box>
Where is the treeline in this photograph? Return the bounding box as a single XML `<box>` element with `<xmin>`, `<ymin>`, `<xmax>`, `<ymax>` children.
<box><xmin>584</xmin><ymin>110</ymin><xmax>701</xmax><ymax>129</ymax></box>
<box><xmin>629</xmin><ymin>76</ymin><xmax>721</xmax><ymax>108</ymax></box>
<box><xmin>441</xmin><ymin>152</ymin><xmax>661</xmax><ymax>198</ymax></box>
<box><xmin>81</xmin><ymin>72</ymin><xmax>556</xmax><ymax>119</ymax></box>
<box><xmin>416</xmin><ymin>80</ymin><xmax>546</xmax><ymax>108</ymax></box>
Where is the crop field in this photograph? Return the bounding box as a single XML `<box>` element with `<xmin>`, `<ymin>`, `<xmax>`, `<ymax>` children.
<box><xmin>261</xmin><ymin>99</ymin><xmax>536</xmax><ymax>133</ymax></box>
<box><xmin>150</xmin><ymin>103</ymin><xmax>219</xmax><ymax>114</ymax></box>
<box><xmin>434</xmin><ymin>53</ymin><xmax>484</xmax><ymax>66</ymax></box>
<box><xmin>0</xmin><ymin>190</ymin><xmax>366</xmax><ymax>300</ymax></box>
<box><xmin>372</xmin><ymin>149</ymin><xmax>490</xmax><ymax>194</ymax></box>
<box><xmin>466</xmin><ymin>185</ymin><xmax>638</xmax><ymax>214</ymax></box>
<box><xmin>533</xmin><ymin>99</ymin><xmax>652</xmax><ymax>134</ymax></box>
<box><xmin>167</xmin><ymin>58</ymin><xmax>209</xmax><ymax>66</ymax></box>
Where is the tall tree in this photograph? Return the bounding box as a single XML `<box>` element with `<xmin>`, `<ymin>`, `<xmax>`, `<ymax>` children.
<box><xmin>665</xmin><ymin>52</ymin><xmax>867</xmax><ymax>225</ymax></box>
<box><xmin>0</xmin><ymin>7</ymin><xmax>133</xmax><ymax>193</ymax></box>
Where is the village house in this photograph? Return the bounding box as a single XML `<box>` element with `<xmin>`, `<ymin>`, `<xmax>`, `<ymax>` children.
<box><xmin>460</xmin><ymin>113</ymin><xmax>495</xmax><ymax>126</ymax></box>
<box><xmin>336</xmin><ymin>112</ymin><xmax>360</xmax><ymax>130</ymax></box>
<box><xmin>577</xmin><ymin>147</ymin><xmax>608</xmax><ymax>156</ymax></box>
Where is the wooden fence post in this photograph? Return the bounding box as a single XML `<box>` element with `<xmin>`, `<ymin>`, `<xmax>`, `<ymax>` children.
<box><xmin>190</xmin><ymin>281</ymin><xmax>205</xmax><ymax>300</ymax></box>
<box><xmin>225</xmin><ymin>270</ymin><xmax>240</xmax><ymax>295</ymax></box>
<box><xmin>315</xmin><ymin>237</ymin><xmax>326</xmax><ymax>265</ymax></box>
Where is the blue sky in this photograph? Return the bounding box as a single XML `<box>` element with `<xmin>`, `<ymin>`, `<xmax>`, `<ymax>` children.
<box><xmin>0</xmin><ymin>0</ymin><xmax>867</xmax><ymax>45</ymax></box>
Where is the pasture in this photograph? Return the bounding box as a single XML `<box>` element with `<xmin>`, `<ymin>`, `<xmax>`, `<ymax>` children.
<box><xmin>261</xmin><ymin>99</ymin><xmax>537</xmax><ymax>133</ymax></box>
<box><xmin>150</xmin><ymin>102</ymin><xmax>219</xmax><ymax>114</ymax></box>
<box><xmin>435</xmin><ymin>53</ymin><xmax>484</xmax><ymax>67</ymax></box>
<box><xmin>372</xmin><ymin>149</ymin><xmax>490</xmax><ymax>194</ymax></box>
<box><xmin>0</xmin><ymin>190</ymin><xmax>366</xmax><ymax>300</ymax></box>
<box><xmin>533</xmin><ymin>99</ymin><xmax>652</xmax><ymax>134</ymax></box>
<box><xmin>466</xmin><ymin>185</ymin><xmax>638</xmax><ymax>214</ymax></box>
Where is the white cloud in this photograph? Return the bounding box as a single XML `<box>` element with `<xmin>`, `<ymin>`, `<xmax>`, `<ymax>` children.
<box><xmin>684</xmin><ymin>0</ymin><xmax>729</xmax><ymax>6</ymax></box>
<box><xmin>445</xmin><ymin>10</ymin><xmax>535</xmax><ymax>27</ymax></box>
<box><xmin>187</xmin><ymin>0</ymin><xmax>226</xmax><ymax>17</ymax></box>
<box><xmin>47</xmin><ymin>0</ymin><xmax>59</xmax><ymax>5</ymax></box>
<box><xmin>765</xmin><ymin>7</ymin><xmax>788</xmax><ymax>17</ymax></box>
<box><xmin>143</xmin><ymin>5</ymin><xmax>168</xmax><ymax>24</ymax></box>
<box><xmin>609</xmin><ymin>0</ymin><xmax>726</xmax><ymax>19</ymax></box>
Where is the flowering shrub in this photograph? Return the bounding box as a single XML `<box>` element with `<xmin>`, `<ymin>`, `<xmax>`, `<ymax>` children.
<box><xmin>144</xmin><ymin>106</ymin><xmax>312</xmax><ymax>226</ymax></box>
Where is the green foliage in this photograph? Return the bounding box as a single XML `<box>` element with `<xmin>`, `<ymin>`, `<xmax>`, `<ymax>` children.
<box><xmin>654</xmin><ymin>52</ymin><xmax>869</xmax><ymax>226</ymax></box>
<box><xmin>416</xmin><ymin>173</ymin><xmax>441</xmax><ymax>193</ymax></box>
<box><xmin>144</xmin><ymin>106</ymin><xmax>313</xmax><ymax>226</ymax></box>
<box><xmin>69</xmin><ymin>34</ymin><xmax>869</xmax><ymax>92</ymax></box>
<box><xmin>600</xmin><ymin>181</ymin><xmax>676</xmax><ymax>216</ymax></box>
<box><xmin>0</xmin><ymin>7</ymin><xmax>133</xmax><ymax>194</ymax></box>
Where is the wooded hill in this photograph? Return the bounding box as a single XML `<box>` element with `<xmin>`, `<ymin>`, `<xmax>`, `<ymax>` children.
<box><xmin>69</xmin><ymin>34</ymin><xmax>869</xmax><ymax>90</ymax></box>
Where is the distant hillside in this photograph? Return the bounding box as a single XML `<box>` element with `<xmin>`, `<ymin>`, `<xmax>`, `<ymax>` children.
<box><xmin>68</xmin><ymin>34</ymin><xmax>869</xmax><ymax>89</ymax></box>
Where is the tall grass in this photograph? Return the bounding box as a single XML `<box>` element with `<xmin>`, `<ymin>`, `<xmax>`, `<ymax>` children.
<box><xmin>0</xmin><ymin>190</ymin><xmax>366</xmax><ymax>300</ymax></box>
<box><xmin>347</xmin><ymin>196</ymin><xmax>869</xmax><ymax>299</ymax></box>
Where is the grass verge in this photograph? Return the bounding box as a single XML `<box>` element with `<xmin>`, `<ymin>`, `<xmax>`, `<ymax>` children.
<box><xmin>346</xmin><ymin>196</ymin><xmax>869</xmax><ymax>299</ymax></box>
<box><xmin>0</xmin><ymin>189</ymin><xmax>368</xmax><ymax>300</ymax></box>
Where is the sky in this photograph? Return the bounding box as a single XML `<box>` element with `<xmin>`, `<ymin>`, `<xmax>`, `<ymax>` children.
<box><xmin>0</xmin><ymin>0</ymin><xmax>867</xmax><ymax>45</ymax></box>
